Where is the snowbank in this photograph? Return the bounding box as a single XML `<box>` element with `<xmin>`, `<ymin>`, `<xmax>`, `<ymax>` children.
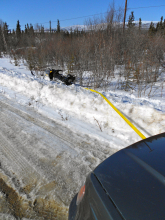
<box><xmin>0</xmin><ymin>57</ymin><xmax>165</xmax><ymax>149</ymax></box>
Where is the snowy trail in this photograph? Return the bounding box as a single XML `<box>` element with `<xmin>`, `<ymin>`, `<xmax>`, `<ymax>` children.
<box><xmin>0</xmin><ymin>94</ymin><xmax>117</xmax><ymax>219</ymax></box>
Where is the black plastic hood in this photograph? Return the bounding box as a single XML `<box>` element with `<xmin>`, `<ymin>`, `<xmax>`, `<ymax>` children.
<box><xmin>94</xmin><ymin>133</ymin><xmax>165</xmax><ymax>220</ymax></box>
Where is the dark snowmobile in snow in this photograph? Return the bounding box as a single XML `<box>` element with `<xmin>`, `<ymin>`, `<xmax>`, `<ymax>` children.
<box><xmin>48</xmin><ymin>69</ymin><xmax>76</xmax><ymax>85</ymax></box>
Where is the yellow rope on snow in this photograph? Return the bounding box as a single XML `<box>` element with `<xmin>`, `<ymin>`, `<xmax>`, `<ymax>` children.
<box><xmin>85</xmin><ymin>88</ymin><xmax>146</xmax><ymax>140</ymax></box>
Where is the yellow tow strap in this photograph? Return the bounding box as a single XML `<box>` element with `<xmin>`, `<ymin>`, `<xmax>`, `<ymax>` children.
<box><xmin>85</xmin><ymin>88</ymin><xmax>146</xmax><ymax>140</ymax></box>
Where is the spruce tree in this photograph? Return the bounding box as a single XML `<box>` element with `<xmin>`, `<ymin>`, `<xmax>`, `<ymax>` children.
<box><xmin>1</xmin><ymin>22</ymin><xmax>8</xmax><ymax>51</ymax></box>
<box><xmin>29</xmin><ymin>24</ymin><xmax>34</xmax><ymax>37</ymax></box>
<box><xmin>49</xmin><ymin>20</ymin><xmax>51</xmax><ymax>33</ymax></box>
<box><xmin>57</xmin><ymin>19</ymin><xmax>60</xmax><ymax>33</ymax></box>
<box><xmin>160</xmin><ymin>16</ymin><xmax>163</xmax><ymax>29</ymax></box>
<box><xmin>139</xmin><ymin>18</ymin><xmax>142</xmax><ymax>30</ymax></box>
<box><xmin>25</xmin><ymin>25</ymin><xmax>28</xmax><ymax>34</ymax></box>
<box><xmin>27</xmin><ymin>23</ymin><xmax>29</xmax><ymax>33</ymax></box>
<box><xmin>149</xmin><ymin>22</ymin><xmax>156</xmax><ymax>34</ymax></box>
<box><xmin>127</xmin><ymin>11</ymin><xmax>135</xmax><ymax>28</ymax></box>
<box><xmin>0</xmin><ymin>26</ymin><xmax>4</xmax><ymax>51</ymax></box>
<box><xmin>3</xmin><ymin>22</ymin><xmax>9</xmax><ymax>37</ymax></box>
<box><xmin>156</xmin><ymin>16</ymin><xmax>164</xmax><ymax>33</ymax></box>
<box><xmin>41</xmin><ymin>25</ymin><xmax>44</xmax><ymax>34</ymax></box>
<box><xmin>16</xmin><ymin>20</ymin><xmax>21</xmax><ymax>40</ymax></box>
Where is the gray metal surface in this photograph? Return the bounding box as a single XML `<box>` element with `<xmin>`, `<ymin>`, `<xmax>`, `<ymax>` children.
<box><xmin>94</xmin><ymin>133</ymin><xmax>165</xmax><ymax>220</ymax></box>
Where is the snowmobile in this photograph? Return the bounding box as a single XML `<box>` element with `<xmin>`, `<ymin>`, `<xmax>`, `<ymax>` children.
<box><xmin>47</xmin><ymin>69</ymin><xmax>76</xmax><ymax>86</ymax></box>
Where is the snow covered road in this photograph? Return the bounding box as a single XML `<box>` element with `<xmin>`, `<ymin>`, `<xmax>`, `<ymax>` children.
<box><xmin>0</xmin><ymin>94</ymin><xmax>117</xmax><ymax>219</ymax></box>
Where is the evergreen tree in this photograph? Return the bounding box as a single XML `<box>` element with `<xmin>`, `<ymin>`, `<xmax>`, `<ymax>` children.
<box><xmin>3</xmin><ymin>22</ymin><xmax>9</xmax><ymax>48</ymax></box>
<box><xmin>160</xmin><ymin>16</ymin><xmax>163</xmax><ymax>29</ymax></box>
<box><xmin>3</xmin><ymin>22</ymin><xmax>9</xmax><ymax>37</ymax></box>
<box><xmin>22</xmin><ymin>24</ymin><xmax>28</xmax><ymax>47</ymax></box>
<box><xmin>127</xmin><ymin>11</ymin><xmax>135</xmax><ymax>28</ymax></box>
<box><xmin>27</xmin><ymin>23</ymin><xmax>29</xmax><ymax>33</ymax></box>
<box><xmin>41</xmin><ymin>25</ymin><xmax>44</xmax><ymax>34</ymax></box>
<box><xmin>16</xmin><ymin>20</ymin><xmax>21</xmax><ymax>40</ymax></box>
<box><xmin>149</xmin><ymin>22</ymin><xmax>156</xmax><ymax>34</ymax></box>
<box><xmin>49</xmin><ymin>20</ymin><xmax>51</xmax><ymax>33</ymax></box>
<box><xmin>0</xmin><ymin>26</ymin><xmax>4</xmax><ymax>51</ymax></box>
<box><xmin>25</xmin><ymin>25</ymin><xmax>28</xmax><ymax>34</ymax></box>
<box><xmin>139</xmin><ymin>18</ymin><xmax>142</xmax><ymax>30</ymax></box>
<box><xmin>57</xmin><ymin>19</ymin><xmax>60</xmax><ymax>33</ymax></box>
<box><xmin>29</xmin><ymin>24</ymin><xmax>34</xmax><ymax>37</ymax></box>
<box><xmin>0</xmin><ymin>22</ymin><xmax>8</xmax><ymax>51</ymax></box>
<box><xmin>156</xmin><ymin>16</ymin><xmax>164</xmax><ymax>32</ymax></box>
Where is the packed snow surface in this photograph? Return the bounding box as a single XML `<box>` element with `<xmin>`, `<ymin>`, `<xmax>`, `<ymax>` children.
<box><xmin>0</xmin><ymin>56</ymin><xmax>165</xmax><ymax>150</ymax></box>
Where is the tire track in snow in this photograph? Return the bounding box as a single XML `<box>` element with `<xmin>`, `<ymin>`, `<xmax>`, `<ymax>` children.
<box><xmin>0</xmin><ymin>94</ymin><xmax>118</xmax><ymax>212</ymax></box>
<box><xmin>0</xmin><ymin>97</ymin><xmax>117</xmax><ymax>161</ymax></box>
<box><xmin>0</xmin><ymin>114</ymin><xmax>46</xmax><ymax>191</ymax></box>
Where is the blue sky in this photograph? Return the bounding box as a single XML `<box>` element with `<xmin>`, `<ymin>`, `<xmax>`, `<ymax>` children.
<box><xmin>1</xmin><ymin>0</ymin><xmax>165</xmax><ymax>30</ymax></box>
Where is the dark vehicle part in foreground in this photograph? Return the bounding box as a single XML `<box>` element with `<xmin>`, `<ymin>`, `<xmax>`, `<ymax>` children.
<box><xmin>69</xmin><ymin>133</ymin><xmax>165</xmax><ymax>220</ymax></box>
<box><xmin>48</xmin><ymin>69</ymin><xmax>76</xmax><ymax>85</ymax></box>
